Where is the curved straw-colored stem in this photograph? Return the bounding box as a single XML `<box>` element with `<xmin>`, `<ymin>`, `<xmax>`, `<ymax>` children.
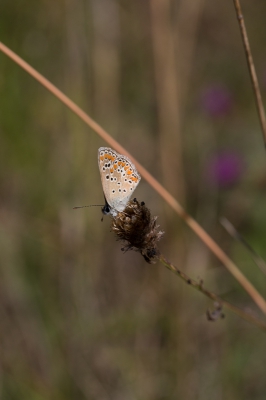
<box><xmin>1</xmin><ymin>41</ymin><xmax>266</xmax><ymax>315</ymax></box>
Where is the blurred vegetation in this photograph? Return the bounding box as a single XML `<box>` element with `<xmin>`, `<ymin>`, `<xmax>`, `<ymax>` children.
<box><xmin>1</xmin><ymin>0</ymin><xmax>266</xmax><ymax>399</ymax></box>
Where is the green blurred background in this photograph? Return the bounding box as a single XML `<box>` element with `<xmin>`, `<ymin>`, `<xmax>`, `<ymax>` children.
<box><xmin>1</xmin><ymin>0</ymin><xmax>266</xmax><ymax>399</ymax></box>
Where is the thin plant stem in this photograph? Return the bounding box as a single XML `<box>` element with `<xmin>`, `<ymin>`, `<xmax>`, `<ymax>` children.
<box><xmin>1</xmin><ymin>41</ymin><xmax>266</xmax><ymax>315</ymax></box>
<box><xmin>159</xmin><ymin>254</ymin><xmax>266</xmax><ymax>332</ymax></box>
<box><xmin>221</xmin><ymin>218</ymin><xmax>266</xmax><ymax>276</ymax></box>
<box><xmin>233</xmin><ymin>0</ymin><xmax>266</xmax><ymax>145</ymax></box>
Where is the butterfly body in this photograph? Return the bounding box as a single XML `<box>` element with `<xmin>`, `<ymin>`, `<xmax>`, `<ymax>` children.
<box><xmin>98</xmin><ymin>147</ymin><xmax>141</xmax><ymax>216</ymax></box>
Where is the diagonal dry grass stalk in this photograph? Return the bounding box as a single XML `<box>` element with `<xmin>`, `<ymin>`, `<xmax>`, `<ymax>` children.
<box><xmin>233</xmin><ymin>0</ymin><xmax>266</xmax><ymax>145</ymax></box>
<box><xmin>221</xmin><ymin>218</ymin><xmax>266</xmax><ymax>276</ymax></box>
<box><xmin>1</xmin><ymin>41</ymin><xmax>266</xmax><ymax>316</ymax></box>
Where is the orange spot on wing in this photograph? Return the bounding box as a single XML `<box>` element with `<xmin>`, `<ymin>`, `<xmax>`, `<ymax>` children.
<box><xmin>124</xmin><ymin>166</ymin><xmax>129</xmax><ymax>170</ymax></box>
<box><xmin>126</xmin><ymin>170</ymin><xmax>132</xmax><ymax>175</ymax></box>
<box><xmin>113</xmin><ymin>164</ymin><xmax>118</xmax><ymax>169</ymax></box>
<box><xmin>100</xmin><ymin>155</ymin><xmax>104</xmax><ymax>161</ymax></box>
<box><xmin>110</xmin><ymin>168</ymin><xmax>114</xmax><ymax>173</ymax></box>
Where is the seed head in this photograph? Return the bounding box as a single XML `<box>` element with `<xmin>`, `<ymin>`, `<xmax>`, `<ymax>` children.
<box><xmin>111</xmin><ymin>198</ymin><xmax>164</xmax><ymax>263</ymax></box>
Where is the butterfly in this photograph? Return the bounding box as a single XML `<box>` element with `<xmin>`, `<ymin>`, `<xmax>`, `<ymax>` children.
<box><xmin>98</xmin><ymin>147</ymin><xmax>141</xmax><ymax>216</ymax></box>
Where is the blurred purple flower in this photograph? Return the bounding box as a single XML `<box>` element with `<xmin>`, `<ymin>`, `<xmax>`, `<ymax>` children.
<box><xmin>206</xmin><ymin>151</ymin><xmax>244</xmax><ymax>188</ymax></box>
<box><xmin>200</xmin><ymin>84</ymin><xmax>233</xmax><ymax>117</ymax></box>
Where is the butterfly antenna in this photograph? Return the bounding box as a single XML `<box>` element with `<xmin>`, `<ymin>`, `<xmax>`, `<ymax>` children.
<box><xmin>73</xmin><ymin>205</ymin><xmax>104</xmax><ymax>209</ymax></box>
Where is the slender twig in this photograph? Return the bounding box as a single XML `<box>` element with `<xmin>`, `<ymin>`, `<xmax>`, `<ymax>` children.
<box><xmin>233</xmin><ymin>0</ymin><xmax>266</xmax><ymax>146</ymax></box>
<box><xmin>221</xmin><ymin>217</ymin><xmax>266</xmax><ymax>275</ymax></box>
<box><xmin>159</xmin><ymin>254</ymin><xmax>266</xmax><ymax>332</ymax></box>
<box><xmin>1</xmin><ymin>41</ymin><xmax>266</xmax><ymax>315</ymax></box>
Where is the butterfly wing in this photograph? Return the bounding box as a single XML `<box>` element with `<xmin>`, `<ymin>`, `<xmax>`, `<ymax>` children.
<box><xmin>98</xmin><ymin>147</ymin><xmax>141</xmax><ymax>212</ymax></box>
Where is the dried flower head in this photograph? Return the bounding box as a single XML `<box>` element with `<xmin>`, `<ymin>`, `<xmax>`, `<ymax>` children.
<box><xmin>111</xmin><ymin>198</ymin><xmax>164</xmax><ymax>263</ymax></box>
<box><xmin>206</xmin><ymin>302</ymin><xmax>225</xmax><ymax>321</ymax></box>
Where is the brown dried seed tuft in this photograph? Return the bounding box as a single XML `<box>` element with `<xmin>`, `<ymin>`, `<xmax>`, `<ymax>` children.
<box><xmin>111</xmin><ymin>198</ymin><xmax>164</xmax><ymax>263</ymax></box>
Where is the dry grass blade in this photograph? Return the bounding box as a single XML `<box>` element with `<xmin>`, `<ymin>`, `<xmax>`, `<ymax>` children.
<box><xmin>233</xmin><ymin>0</ymin><xmax>266</xmax><ymax>145</ymax></box>
<box><xmin>1</xmin><ymin>41</ymin><xmax>266</xmax><ymax>315</ymax></box>
<box><xmin>221</xmin><ymin>218</ymin><xmax>266</xmax><ymax>275</ymax></box>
